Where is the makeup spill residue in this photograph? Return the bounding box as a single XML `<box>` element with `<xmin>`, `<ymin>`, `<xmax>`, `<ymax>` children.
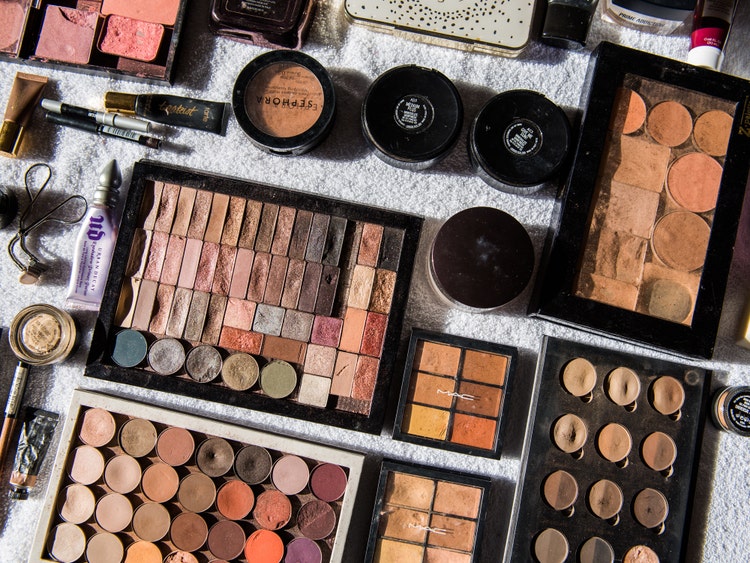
<box><xmin>393</xmin><ymin>329</ymin><xmax>515</xmax><ymax>457</ymax></box>
<box><xmin>35</xmin><ymin>392</ymin><xmax>362</xmax><ymax>563</ymax></box>
<box><xmin>100</xmin><ymin>163</ymin><xmax>420</xmax><ymax>433</ymax></box>
<box><xmin>509</xmin><ymin>337</ymin><xmax>708</xmax><ymax>563</ymax></box>
<box><xmin>575</xmin><ymin>75</ymin><xmax>735</xmax><ymax>327</ymax></box>
<box><xmin>367</xmin><ymin>462</ymin><xmax>489</xmax><ymax>562</ymax></box>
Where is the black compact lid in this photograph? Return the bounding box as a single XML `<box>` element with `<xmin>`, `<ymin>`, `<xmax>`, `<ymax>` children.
<box><xmin>0</xmin><ymin>187</ymin><xmax>17</xmax><ymax>229</ymax></box>
<box><xmin>470</xmin><ymin>90</ymin><xmax>571</xmax><ymax>187</ymax></box>
<box><xmin>362</xmin><ymin>65</ymin><xmax>463</xmax><ymax>165</ymax></box>
<box><xmin>431</xmin><ymin>207</ymin><xmax>534</xmax><ymax>310</ymax></box>
<box><xmin>541</xmin><ymin>2</ymin><xmax>596</xmax><ymax>49</ymax></box>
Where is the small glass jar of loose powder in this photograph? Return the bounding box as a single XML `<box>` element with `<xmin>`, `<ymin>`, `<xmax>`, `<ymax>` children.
<box><xmin>712</xmin><ymin>386</ymin><xmax>750</xmax><ymax>437</ymax></box>
<box><xmin>9</xmin><ymin>304</ymin><xmax>77</xmax><ymax>365</ymax></box>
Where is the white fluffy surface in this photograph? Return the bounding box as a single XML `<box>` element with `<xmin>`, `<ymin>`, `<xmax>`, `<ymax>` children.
<box><xmin>1</xmin><ymin>1</ymin><xmax>750</xmax><ymax>561</ymax></box>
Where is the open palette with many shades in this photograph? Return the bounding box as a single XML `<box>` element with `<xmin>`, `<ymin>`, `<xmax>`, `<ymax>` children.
<box><xmin>507</xmin><ymin>336</ymin><xmax>710</xmax><ymax>562</ymax></box>
<box><xmin>86</xmin><ymin>160</ymin><xmax>422</xmax><ymax>433</ymax></box>
<box><xmin>30</xmin><ymin>390</ymin><xmax>365</xmax><ymax>563</ymax></box>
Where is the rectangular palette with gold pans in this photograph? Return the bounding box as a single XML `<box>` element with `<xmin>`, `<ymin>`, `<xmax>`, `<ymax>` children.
<box><xmin>30</xmin><ymin>390</ymin><xmax>365</xmax><ymax>563</ymax></box>
<box><xmin>530</xmin><ymin>41</ymin><xmax>750</xmax><ymax>358</ymax></box>
<box><xmin>364</xmin><ymin>460</ymin><xmax>490</xmax><ymax>562</ymax></box>
<box><xmin>505</xmin><ymin>336</ymin><xmax>710</xmax><ymax>563</ymax></box>
<box><xmin>85</xmin><ymin>160</ymin><xmax>422</xmax><ymax>433</ymax></box>
<box><xmin>392</xmin><ymin>329</ymin><xmax>516</xmax><ymax>458</ymax></box>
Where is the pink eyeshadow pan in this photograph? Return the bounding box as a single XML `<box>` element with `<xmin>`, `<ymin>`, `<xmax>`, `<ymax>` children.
<box><xmin>360</xmin><ymin>312</ymin><xmax>388</xmax><ymax>357</ymax></box>
<box><xmin>101</xmin><ymin>0</ymin><xmax>180</xmax><ymax>26</ymax></box>
<box><xmin>195</xmin><ymin>243</ymin><xmax>220</xmax><ymax>293</ymax></box>
<box><xmin>224</xmin><ymin>298</ymin><xmax>256</xmax><ymax>330</ymax></box>
<box><xmin>211</xmin><ymin>245</ymin><xmax>238</xmax><ymax>295</ymax></box>
<box><xmin>358</xmin><ymin>223</ymin><xmax>384</xmax><ymax>267</ymax></box>
<box><xmin>304</xmin><ymin>345</ymin><xmax>337</xmax><ymax>377</ymax></box>
<box><xmin>311</xmin><ymin>317</ymin><xmax>343</xmax><ymax>348</ymax></box>
<box><xmin>143</xmin><ymin>231</ymin><xmax>169</xmax><ymax>281</ymax></box>
<box><xmin>153</xmin><ymin>184</ymin><xmax>180</xmax><ymax>233</ymax></box>
<box><xmin>35</xmin><ymin>6</ymin><xmax>97</xmax><ymax>64</ymax></box>
<box><xmin>339</xmin><ymin>308</ymin><xmax>367</xmax><ymax>353</ymax></box>
<box><xmin>160</xmin><ymin>236</ymin><xmax>187</xmax><ymax>286</ymax></box>
<box><xmin>99</xmin><ymin>15</ymin><xmax>165</xmax><ymax>63</ymax></box>
<box><xmin>171</xmin><ymin>188</ymin><xmax>197</xmax><ymax>237</ymax></box>
<box><xmin>187</xmin><ymin>190</ymin><xmax>213</xmax><ymax>239</ymax></box>
<box><xmin>352</xmin><ymin>356</ymin><xmax>379</xmax><ymax>402</ymax></box>
<box><xmin>178</xmin><ymin>239</ymin><xmax>203</xmax><ymax>289</ymax></box>
<box><xmin>229</xmin><ymin>249</ymin><xmax>255</xmax><ymax>298</ymax></box>
<box><xmin>149</xmin><ymin>284</ymin><xmax>175</xmax><ymax>334</ymax></box>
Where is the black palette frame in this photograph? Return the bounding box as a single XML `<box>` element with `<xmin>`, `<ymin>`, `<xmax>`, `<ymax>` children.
<box><xmin>507</xmin><ymin>336</ymin><xmax>711</xmax><ymax>562</ymax></box>
<box><xmin>392</xmin><ymin>328</ymin><xmax>517</xmax><ymax>458</ymax></box>
<box><xmin>530</xmin><ymin>41</ymin><xmax>750</xmax><ymax>359</ymax></box>
<box><xmin>85</xmin><ymin>160</ymin><xmax>423</xmax><ymax>434</ymax></box>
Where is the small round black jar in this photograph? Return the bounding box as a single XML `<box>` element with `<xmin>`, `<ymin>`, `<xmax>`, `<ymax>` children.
<box><xmin>233</xmin><ymin>50</ymin><xmax>336</xmax><ymax>156</ymax></box>
<box><xmin>469</xmin><ymin>90</ymin><xmax>571</xmax><ymax>194</ymax></box>
<box><xmin>362</xmin><ymin>65</ymin><xmax>463</xmax><ymax>171</ymax></box>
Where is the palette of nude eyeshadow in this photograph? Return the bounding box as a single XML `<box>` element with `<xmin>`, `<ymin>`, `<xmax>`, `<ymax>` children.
<box><xmin>0</xmin><ymin>0</ymin><xmax>187</xmax><ymax>83</ymax></box>
<box><xmin>364</xmin><ymin>460</ymin><xmax>490</xmax><ymax>563</ymax></box>
<box><xmin>505</xmin><ymin>336</ymin><xmax>710</xmax><ymax>563</ymax></box>
<box><xmin>392</xmin><ymin>328</ymin><xmax>516</xmax><ymax>458</ymax></box>
<box><xmin>29</xmin><ymin>389</ymin><xmax>365</xmax><ymax>563</ymax></box>
<box><xmin>530</xmin><ymin>41</ymin><xmax>750</xmax><ymax>358</ymax></box>
<box><xmin>85</xmin><ymin>160</ymin><xmax>422</xmax><ymax>433</ymax></box>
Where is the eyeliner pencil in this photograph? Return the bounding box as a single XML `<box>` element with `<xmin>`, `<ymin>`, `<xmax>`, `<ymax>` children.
<box><xmin>45</xmin><ymin>112</ymin><xmax>162</xmax><ymax>149</ymax></box>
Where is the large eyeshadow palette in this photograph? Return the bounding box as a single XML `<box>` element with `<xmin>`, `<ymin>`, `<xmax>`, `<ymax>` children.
<box><xmin>30</xmin><ymin>390</ymin><xmax>365</xmax><ymax>563</ymax></box>
<box><xmin>392</xmin><ymin>329</ymin><xmax>516</xmax><ymax>458</ymax></box>
<box><xmin>531</xmin><ymin>42</ymin><xmax>750</xmax><ymax>358</ymax></box>
<box><xmin>86</xmin><ymin>160</ymin><xmax>422</xmax><ymax>433</ymax></box>
<box><xmin>364</xmin><ymin>461</ymin><xmax>490</xmax><ymax>563</ymax></box>
<box><xmin>0</xmin><ymin>0</ymin><xmax>186</xmax><ymax>83</ymax></box>
<box><xmin>507</xmin><ymin>336</ymin><xmax>710</xmax><ymax>563</ymax></box>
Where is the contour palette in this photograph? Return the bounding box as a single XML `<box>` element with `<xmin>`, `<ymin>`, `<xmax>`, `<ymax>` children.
<box><xmin>0</xmin><ymin>0</ymin><xmax>186</xmax><ymax>82</ymax></box>
<box><xmin>365</xmin><ymin>461</ymin><xmax>490</xmax><ymax>563</ymax></box>
<box><xmin>86</xmin><ymin>160</ymin><xmax>422</xmax><ymax>433</ymax></box>
<box><xmin>392</xmin><ymin>329</ymin><xmax>516</xmax><ymax>457</ymax></box>
<box><xmin>507</xmin><ymin>336</ymin><xmax>709</xmax><ymax>563</ymax></box>
<box><xmin>30</xmin><ymin>390</ymin><xmax>365</xmax><ymax>563</ymax></box>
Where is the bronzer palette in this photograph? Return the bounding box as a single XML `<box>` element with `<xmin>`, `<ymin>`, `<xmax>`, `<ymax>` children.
<box><xmin>365</xmin><ymin>461</ymin><xmax>490</xmax><ymax>562</ymax></box>
<box><xmin>0</xmin><ymin>0</ymin><xmax>186</xmax><ymax>83</ymax></box>
<box><xmin>392</xmin><ymin>329</ymin><xmax>516</xmax><ymax>458</ymax></box>
<box><xmin>506</xmin><ymin>336</ymin><xmax>710</xmax><ymax>563</ymax></box>
<box><xmin>86</xmin><ymin>160</ymin><xmax>422</xmax><ymax>433</ymax></box>
<box><xmin>30</xmin><ymin>390</ymin><xmax>365</xmax><ymax>563</ymax></box>
<box><xmin>531</xmin><ymin>42</ymin><xmax>750</xmax><ymax>358</ymax></box>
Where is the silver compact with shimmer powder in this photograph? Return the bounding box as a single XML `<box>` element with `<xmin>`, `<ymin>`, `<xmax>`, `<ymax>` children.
<box><xmin>506</xmin><ymin>336</ymin><xmax>710</xmax><ymax>562</ymax></box>
<box><xmin>30</xmin><ymin>390</ymin><xmax>365</xmax><ymax>563</ymax></box>
<box><xmin>86</xmin><ymin>160</ymin><xmax>422</xmax><ymax>434</ymax></box>
<box><xmin>531</xmin><ymin>42</ymin><xmax>750</xmax><ymax>358</ymax></box>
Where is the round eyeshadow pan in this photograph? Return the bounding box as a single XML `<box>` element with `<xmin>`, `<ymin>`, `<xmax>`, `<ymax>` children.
<box><xmin>164</xmin><ymin>551</ymin><xmax>199</xmax><ymax>563</ymax></box>
<box><xmin>196</xmin><ymin>437</ymin><xmax>235</xmax><ymax>477</ymax></box>
<box><xmin>650</xmin><ymin>376</ymin><xmax>685</xmax><ymax>416</ymax></box>
<box><xmin>119</xmin><ymin>418</ymin><xmax>158</xmax><ymax>457</ymax></box>
<box><xmin>641</xmin><ymin>431</ymin><xmax>677</xmax><ymax>472</ymax></box>
<box><xmin>79</xmin><ymin>408</ymin><xmax>116</xmax><ymax>447</ymax></box>
<box><xmin>542</xmin><ymin>470</ymin><xmax>578</xmax><ymax>512</ymax></box>
<box><xmin>111</xmin><ymin>328</ymin><xmax>148</xmax><ymax>368</ymax></box>
<box><xmin>104</xmin><ymin>454</ymin><xmax>142</xmax><ymax>494</ymax></box>
<box><xmin>221</xmin><ymin>352</ymin><xmax>260</xmax><ymax>390</ymax></box>
<box><xmin>147</xmin><ymin>337</ymin><xmax>186</xmax><ymax>375</ymax></box>
<box><xmin>623</xmin><ymin>545</ymin><xmax>660</xmax><ymax>563</ymax></box>
<box><xmin>185</xmin><ymin>344</ymin><xmax>223</xmax><ymax>383</ymax></box>
<box><xmin>310</xmin><ymin>463</ymin><xmax>348</xmax><ymax>502</ymax></box>
<box><xmin>244</xmin><ymin>529</ymin><xmax>285</xmax><ymax>563</ymax></box>
<box><xmin>561</xmin><ymin>357</ymin><xmax>597</xmax><ymax>398</ymax></box>
<box><xmin>58</xmin><ymin>484</ymin><xmax>95</xmax><ymax>524</ymax></box>
<box><xmin>260</xmin><ymin>360</ymin><xmax>298</xmax><ymax>398</ymax></box>
<box><xmin>693</xmin><ymin>109</ymin><xmax>733</xmax><ymax>156</ymax></box>
<box><xmin>579</xmin><ymin>536</ymin><xmax>615</xmax><ymax>563</ymax></box>
<box><xmin>208</xmin><ymin>520</ymin><xmax>246</xmax><ymax>560</ymax></box>
<box><xmin>95</xmin><ymin>493</ymin><xmax>133</xmax><ymax>533</ymax></box>
<box><xmin>178</xmin><ymin>472</ymin><xmax>217</xmax><ymax>513</ymax></box>
<box><xmin>297</xmin><ymin>499</ymin><xmax>337</xmax><ymax>540</ymax></box>
<box><xmin>587</xmin><ymin>479</ymin><xmax>623</xmax><ymax>521</ymax></box>
<box><xmin>254</xmin><ymin>489</ymin><xmax>292</xmax><ymax>530</ymax></box>
<box><xmin>596</xmin><ymin>423</ymin><xmax>632</xmax><ymax>464</ymax></box>
<box><xmin>47</xmin><ymin>523</ymin><xmax>86</xmax><ymax>563</ymax></box>
<box><xmin>605</xmin><ymin>367</ymin><xmax>641</xmax><ymax>407</ymax></box>
<box><xmin>217</xmin><ymin>479</ymin><xmax>255</xmax><ymax>520</ymax></box>
<box><xmin>142</xmin><ymin>462</ymin><xmax>180</xmax><ymax>502</ymax></box>
<box><xmin>611</xmin><ymin>88</ymin><xmax>647</xmax><ymax>135</ymax></box>
<box><xmin>170</xmin><ymin>512</ymin><xmax>208</xmax><ymax>552</ymax></box>
<box><xmin>157</xmin><ymin>426</ymin><xmax>195</xmax><ymax>466</ymax></box>
<box><xmin>132</xmin><ymin>502</ymin><xmax>171</xmax><ymax>542</ymax></box>
<box><xmin>647</xmin><ymin>100</ymin><xmax>693</xmax><ymax>147</ymax></box>
<box><xmin>552</xmin><ymin>413</ymin><xmax>587</xmax><ymax>454</ymax></box>
<box><xmin>85</xmin><ymin>532</ymin><xmax>124</xmax><ymax>563</ymax></box>
<box><xmin>272</xmin><ymin>454</ymin><xmax>310</xmax><ymax>495</ymax></box>
<box><xmin>285</xmin><ymin>537</ymin><xmax>323</xmax><ymax>563</ymax></box>
<box><xmin>234</xmin><ymin>444</ymin><xmax>273</xmax><ymax>484</ymax></box>
<box><xmin>68</xmin><ymin>445</ymin><xmax>105</xmax><ymax>485</ymax></box>
<box><xmin>534</xmin><ymin>528</ymin><xmax>569</xmax><ymax>563</ymax></box>
<box><xmin>651</xmin><ymin>211</ymin><xmax>710</xmax><ymax>272</ymax></box>
<box><xmin>666</xmin><ymin>152</ymin><xmax>722</xmax><ymax>213</ymax></box>
<box><xmin>125</xmin><ymin>541</ymin><xmax>162</xmax><ymax>563</ymax></box>
<box><xmin>633</xmin><ymin>488</ymin><xmax>669</xmax><ymax>529</ymax></box>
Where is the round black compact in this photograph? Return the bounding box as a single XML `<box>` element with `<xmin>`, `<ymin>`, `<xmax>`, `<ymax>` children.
<box><xmin>429</xmin><ymin>207</ymin><xmax>535</xmax><ymax>311</ymax></box>
<box><xmin>362</xmin><ymin>65</ymin><xmax>463</xmax><ymax>170</ymax></box>
<box><xmin>232</xmin><ymin>50</ymin><xmax>336</xmax><ymax>156</ymax></box>
<box><xmin>469</xmin><ymin>90</ymin><xmax>571</xmax><ymax>194</ymax></box>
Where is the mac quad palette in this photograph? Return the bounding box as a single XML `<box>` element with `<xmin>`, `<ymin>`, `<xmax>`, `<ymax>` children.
<box><xmin>392</xmin><ymin>329</ymin><xmax>516</xmax><ymax>458</ymax></box>
<box><xmin>531</xmin><ymin>42</ymin><xmax>750</xmax><ymax>358</ymax></box>
<box><xmin>30</xmin><ymin>390</ymin><xmax>365</xmax><ymax>563</ymax></box>
<box><xmin>365</xmin><ymin>461</ymin><xmax>490</xmax><ymax>563</ymax></box>
<box><xmin>506</xmin><ymin>336</ymin><xmax>710</xmax><ymax>563</ymax></box>
<box><xmin>86</xmin><ymin>161</ymin><xmax>422</xmax><ymax>433</ymax></box>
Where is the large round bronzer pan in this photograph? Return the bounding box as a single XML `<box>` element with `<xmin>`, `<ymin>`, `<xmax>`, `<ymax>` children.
<box><xmin>651</xmin><ymin>211</ymin><xmax>710</xmax><ymax>272</ymax></box>
<box><xmin>647</xmin><ymin>100</ymin><xmax>693</xmax><ymax>147</ymax></box>
<box><xmin>694</xmin><ymin>110</ymin><xmax>733</xmax><ymax>157</ymax></box>
<box><xmin>667</xmin><ymin>152</ymin><xmax>723</xmax><ymax>213</ymax></box>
